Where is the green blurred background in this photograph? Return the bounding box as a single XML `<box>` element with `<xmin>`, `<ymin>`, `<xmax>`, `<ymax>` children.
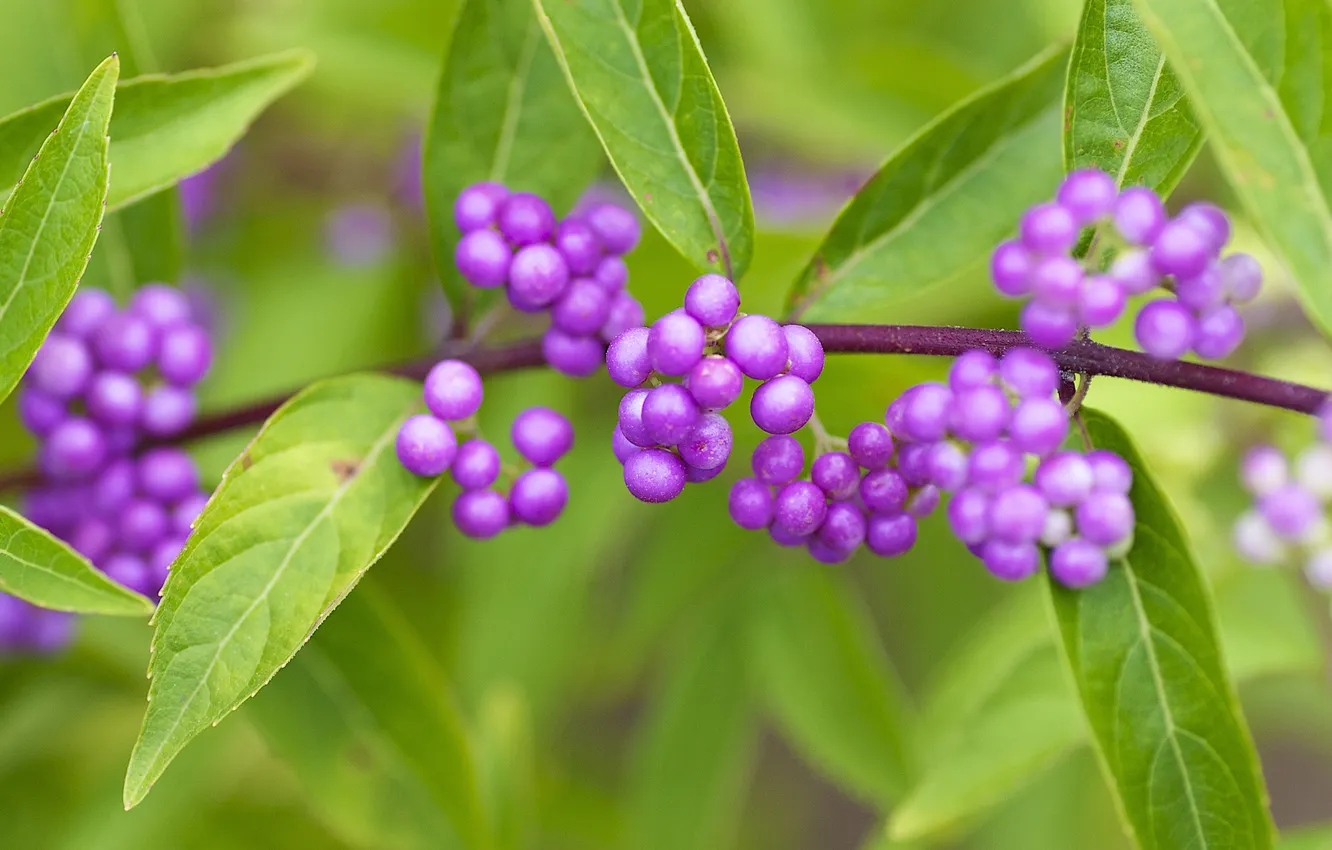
<box><xmin>0</xmin><ymin>0</ymin><xmax>1330</xmax><ymax>848</ymax></box>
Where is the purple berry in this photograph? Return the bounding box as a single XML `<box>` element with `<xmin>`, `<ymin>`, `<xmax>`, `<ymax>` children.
<box><xmin>497</xmin><ymin>193</ymin><xmax>555</xmax><ymax>246</ymax></box>
<box><xmin>949</xmin><ymin>350</ymin><xmax>998</xmax><ymax>391</ymax></box>
<box><xmin>593</xmin><ymin>256</ymin><xmax>628</xmax><ymax>293</ymax></box>
<box><xmin>1050</xmin><ymin>538</ymin><xmax>1109</xmax><ymax>588</ymax></box>
<box><xmin>1259</xmin><ymin>484</ymin><xmax>1321</xmax><ymax>539</ymax></box>
<box><xmin>774</xmin><ymin>480</ymin><xmax>828</xmax><ymax>536</ymax></box>
<box><xmin>980</xmin><ymin>540</ymin><xmax>1040</xmax><ymax>581</ymax></box>
<box><xmin>685</xmin><ymin>460</ymin><xmax>726</xmax><ymax>484</ymax></box>
<box><xmin>451</xmin><ymin>440</ymin><xmax>501</xmax><ymax>490</ymax></box>
<box><xmin>1193</xmin><ymin>305</ymin><xmax>1244</xmax><ymax>360</ymax></box>
<box><xmin>900</xmin><ymin>383</ymin><xmax>953</xmax><ymax>443</ymax></box>
<box><xmin>542</xmin><ymin>328</ymin><xmax>603</xmax><ymax>377</ymax></box>
<box><xmin>1020</xmin><ymin>202</ymin><xmax>1078</xmax><ymax>254</ymax></box>
<box><xmin>172</xmin><ymin>492</ymin><xmax>208</xmax><ymax>536</ymax></box>
<box><xmin>1021</xmin><ymin>301</ymin><xmax>1078</xmax><ymax>349</ymax></box>
<box><xmin>1076</xmin><ymin>492</ymin><xmax>1135</xmax><ymax>546</ymax></box>
<box><xmin>991</xmin><ymin>241</ymin><xmax>1032</xmax><ymax>297</ymax></box>
<box><xmin>94</xmin><ymin>313</ymin><xmax>157</xmax><ymax>372</ymax></box>
<box><xmin>897</xmin><ymin>442</ymin><xmax>932</xmax><ymax>487</ymax></box>
<box><xmin>684</xmin><ymin>274</ymin><xmax>740</xmax><ymax>327</ymax></box>
<box><xmin>1240</xmin><ymin>446</ymin><xmax>1285</xmax><ymax>496</ymax></box>
<box><xmin>674</xmin><ymin>412</ymin><xmax>730</xmax><ymax>471</ymax></box>
<box><xmin>58</xmin><ymin>287</ymin><xmax>115</xmax><ymax>338</ymax></box>
<box><xmin>1034</xmin><ymin>451</ymin><xmax>1094</xmax><ymax>507</ymax></box>
<box><xmin>511</xmin><ymin>407</ymin><xmax>574</xmax><ymax>466</ymax></box>
<box><xmin>817</xmin><ymin>502</ymin><xmax>867</xmax><ymax>553</ymax></box>
<box><xmin>606</xmin><ymin>327</ymin><xmax>652</xmax><ymax>388</ymax></box>
<box><xmin>686</xmin><ymin>356</ymin><xmax>744</xmax><ymax>410</ymax></box>
<box><xmin>1110</xmin><ymin>249</ymin><xmax>1160</xmax><ymax>295</ymax></box>
<box><xmin>750</xmin><ymin>375</ymin><xmax>814</xmax><ymax>435</ymax></box>
<box><xmin>553</xmin><ymin>218</ymin><xmax>603</xmax><ymax>275</ymax></box>
<box><xmin>509</xmin><ymin>468</ymin><xmax>568</xmax><ymax>525</ymax></box>
<box><xmin>1056</xmin><ymin>169</ymin><xmax>1117</xmax><ymax>223</ymax></box>
<box><xmin>29</xmin><ymin>335</ymin><xmax>93</xmax><ymax>398</ymax></box>
<box><xmin>137</xmin><ymin>448</ymin><xmax>200</xmax><ymax>502</ymax></box>
<box><xmin>988</xmin><ymin>483</ymin><xmax>1048</xmax><ymax>543</ymax></box>
<box><xmin>122</xmin><ymin>499</ymin><xmax>169</xmax><ymax>552</ymax></box>
<box><xmin>611</xmin><ymin>425</ymin><xmax>641</xmax><ymax>464</ymax></box>
<box><xmin>140</xmin><ymin>385</ymin><xmax>197</xmax><ymax>438</ymax></box>
<box><xmin>131</xmin><ymin>284</ymin><xmax>192</xmax><ymax>330</ymax></box>
<box><xmin>552</xmin><ymin>278</ymin><xmax>612</xmax><ymax>336</ymax></box>
<box><xmin>642</xmin><ymin>384</ymin><xmax>700</xmax><ymax>447</ymax></box>
<box><xmin>104</xmin><ymin>553</ymin><xmax>154</xmax><ymax>596</ymax></box>
<box><xmin>157</xmin><ymin>324</ymin><xmax>212</xmax><ymax>386</ymax></box>
<box><xmin>424</xmin><ymin>360</ymin><xmax>484</xmax><ymax>421</ymax></box>
<box><xmin>453</xmin><ymin>489</ymin><xmax>511</xmax><ymax>539</ymax></box>
<box><xmin>811</xmin><ymin>451</ymin><xmax>859</xmax><ymax>500</ymax></box>
<box><xmin>1008</xmin><ymin>397</ymin><xmax>1068</xmax><ymax>457</ymax></box>
<box><xmin>150</xmin><ymin>537</ymin><xmax>187</xmax><ymax>584</ymax></box>
<box><xmin>1078</xmin><ymin>275</ymin><xmax>1127</xmax><ymax>328</ymax></box>
<box><xmin>1113</xmin><ymin>186</ymin><xmax>1166</xmax><ymax>244</ymax></box>
<box><xmin>752</xmin><ymin>435</ymin><xmax>804</xmax><ymax>486</ymax></box>
<box><xmin>624</xmin><ymin>448</ymin><xmax>686</xmax><ymax>503</ymax></box>
<box><xmin>807</xmin><ymin>536</ymin><xmax>852</xmax><ymax>564</ymax></box>
<box><xmin>70</xmin><ymin>516</ymin><xmax>116</xmax><ymax>562</ymax></box>
<box><xmin>92</xmin><ymin>459</ymin><xmax>135</xmax><ymax>515</ymax></box>
<box><xmin>1000</xmin><ymin>348</ymin><xmax>1059</xmax><ymax>398</ymax></box>
<box><xmin>1135</xmin><ymin>299</ymin><xmax>1197</xmax><ymax>359</ymax></box>
<box><xmin>453</xmin><ymin>182</ymin><xmax>508</xmax><ymax>233</ymax></box>
<box><xmin>925</xmin><ymin>441</ymin><xmax>969</xmax><ymax>491</ymax></box>
<box><xmin>949</xmin><ymin>386</ymin><xmax>1009</xmax><ymax>443</ymax></box>
<box><xmin>968</xmin><ymin>440</ymin><xmax>1024</xmax><ymax>491</ymax></box>
<box><xmin>85</xmin><ymin>371</ymin><xmax>142</xmax><ymax>426</ymax></box>
<box><xmin>847</xmin><ymin>422</ymin><xmax>893</xmax><ymax>469</ymax></box>
<box><xmin>1220</xmin><ymin>253</ymin><xmax>1263</xmax><ymax>303</ymax></box>
<box><xmin>783</xmin><ymin>325</ymin><xmax>824</xmax><ymax>383</ymax></box>
<box><xmin>1151</xmin><ymin>219</ymin><xmax>1212</xmax><ymax>278</ymax></box>
<box><xmin>618</xmin><ymin>388</ymin><xmax>653</xmax><ymax>448</ymax></box>
<box><xmin>769</xmin><ymin>523</ymin><xmax>809</xmax><ymax>547</ymax></box>
<box><xmin>1174</xmin><ymin>265</ymin><xmax>1224</xmax><ymax>312</ymax></box>
<box><xmin>729</xmin><ymin>478</ymin><xmax>775</xmax><ymax>530</ymax></box>
<box><xmin>907</xmin><ymin>485</ymin><xmax>941</xmax><ymax>518</ymax></box>
<box><xmin>42</xmin><ymin>418</ymin><xmax>106</xmax><ymax>480</ymax></box>
<box><xmin>508</xmin><ymin>244</ymin><xmax>569</xmax><ymax>307</ymax></box>
<box><xmin>947</xmin><ymin>488</ymin><xmax>990</xmax><ymax>545</ymax></box>
<box><xmin>1030</xmin><ymin>256</ymin><xmax>1083</xmax><ymax>308</ymax></box>
<box><xmin>725</xmin><ymin>315</ymin><xmax>789</xmax><ymax>380</ymax></box>
<box><xmin>585</xmin><ymin>203</ymin><xmax>640</xmax><ymax>255</ymax></box>
<box><xmin>860</xmin><ymin>468</ymin><xmax>909</xmax><ymax>514</ymax></box>
<box><xmin>648</xmin><ymin>312</ymin><xmax>706</xmax><ymax>376</ymax></box>
<box><xmin>866</xmin><ymin>512</ymin><xmax>917</xmax><ymax>557</ymax></box>
<box><xmin>455</xmin><ymin>229</ymin><xmax>511</xmax><ymax>288</ymax></box>
<box><xmin>1178</xmin><ymin>202</ymin><xmax>1231</xmax><ymax>254</ymax></box>
<box><xmin>600</xmin><ymin>292</ymin><xmax>645</xmax><ymax>342</ymax></box>
<box><xmin>18</xmin><ymin>388</ymin><xmax>65</xmax><ymax>436</ymax></box>
<box><xmin>396</xmin><ymin>414</ymin><xmax>457</xmax><ymax>476</ymax></box>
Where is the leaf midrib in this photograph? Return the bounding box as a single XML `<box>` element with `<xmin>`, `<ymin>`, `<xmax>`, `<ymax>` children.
<box><xmin>490</xmin><ymin>18</ymin><xmax>542</xmax><ymax>182</ymax></box>
<box><xmin>0</xmin><ymin>534</ymin><xmax>141</xmax><ymax>610</ymax></box>
<box><xmin>1114</xmin><ymin>53</ymin><xmax>1168</xmax><ymax>185</ymax></box>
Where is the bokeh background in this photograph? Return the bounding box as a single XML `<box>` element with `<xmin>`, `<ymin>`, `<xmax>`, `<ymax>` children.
<box><xmin>0</xmin><ymin>1</ymin><xmax>1330</xmax><ymax>848</ymax></box>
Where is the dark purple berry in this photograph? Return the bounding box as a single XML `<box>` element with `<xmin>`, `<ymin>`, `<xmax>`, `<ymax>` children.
<box><xmin>42</xmin><ymin>418</ymin><xmax>106</xmax><ymax>480</ymax></box>
<box><xmin>859</xmin><ymin>468</ymin><xmax>908</xmax><ymax>514</ymax></box>
<box><xmin>980</xmin><ymin>540</ymin><xmax>1040</xmax><ymax>581</ymax></box>
<box><xmin>424</xmin><ymin>359</ymin><xmax>484</xmax><ymax>421</ymax></box>
<box><xmin>642</xmin><ymin>384</ymin><xmax>700</xmax><ymax>447</ymax></box>
<box><xmin>141</xmin><ymin>385</ymin><xmax>197</xmax><ymax>438</ymax></box>
<box><xmin>783</xmin><ymin>325</ymin><xmax>824</xmax><ymax>383</ymax></box>
<box><xmin>122</xmin><ymin>498</ymin><xmax>169</xmax><ymax>552</ymax></box>
<box><xmin>686</xmin><ymin>355</ymin><xmax>744</xmax><ymax>410</ymax></box>
<box><xmin>866</xmin><ymin>512</ymin><xmax>916</xmax><ymax>557</ymax></box>
<box><xmin>509</xmin><ymin>468</ymin><xmax>568</xmax><ymax>525</ymax></box>
<box><xmin>684</xmin><ymin>274</ymin><xmax>740</xmax><ymax>327</ymax></box>
<box><xmin>1049</xmin><ymin>537</ymin><xmax>1109</xmax><ymax>587</ymax></box>
<box><xmin>617</xmin><ymin>388</ymin><xmax>654</xmax><ymax>448</ymax></box>
<box><xmin>137</xmin><ymin>447</ymin><xmax>200</xmax><ymax>502</ymax></box>
<box><xmin>774</xmin><ymin>480</ymin><xmax>828</xmax><ymax>536</ymax></box>
<box><xmin>451</xmin><ymin>440</ymin><xmax>501</xmax><ymax>490</ymax></box>
<box><xmin>455</xmin><ymin>230</ymin><xmax>511</xmax><ymax>288</ymax></box>
<box><xmin>511</xmin><ymin>406</ymin><xmax>574</xmax><ymax>466</ymax></box>
<box><xmin>624</xmin><ymin>448</ymin><xmax>686</xmax><ymax>503</ymax></box>
<box><xmin>585</xmin><ymin>203</ymin><xmax>640</xmax><ymax>255</ymax></box>
<box><xmin>600</xmin><ymin>292</ymin><xmax>645</xmax><ymax>342</ymax></box>
<box><xmin>554</xmin><ymin>217</ymin><xmax>603</xmax><ymax>275</ymax></box>
<box><xmin>157</xmin><ymin>324</ymin><xmax>212</xmax><ymax>386</ymax></box>
<box><xmin>729</xmin><ymin>478</ymin><xmax>774</xmax><ymax>529</ymax></box>
<box><xmin>453</xmin><ymin>490</ymin><xmax>511</xmax><ymax>539</ymax></box>
<box><xmin>19</xmin><ymin>388</ymin><xmax>65</xmax><ymax>436</ymax></box>
<box><xmin>396</xmin><ymin>414</ymin><xmax>457</xmax><ymax>476</ymax></box>
<box><xmin>947</xmin><ymin>488</ymin><xmax>990</xmax><ymax>545</ymax></box>
<box><xmin>611</xmin><ymin>425</ymin><xmax>640</xmax><ymax>464</ymax></box>
<box><xmin>498</xmin><ymin>193</ymin><xmax>555</xmax><ymax>246</ymax></box>
<box><xmin>131</xmin><ymin>284</ymin><xmax>192</xmax><ymax>330</ymax></box>
<box><xmin>542</xmin><ymin>328</ymin><xmax>603</xmax><ymax>377</ymax></box>
<box><xmin>86</xmin><ymin>371</ymin><xmax>142</xmax><ymax>426</ymax></box>
<box><xmin>1019</xmin><ymin>202</ymin><xmax>1078</xmax><ymax>253</ymax></box>
<box><xmin>29</xmin><ymin>335</ymin><xmax>93</xmax><ymax>398</ymax></box>
<box><xmin>58</xmin><ymin>288</ymin><xmax>115</xmax><ymax>339</ymax></box>
<box><xmin>677</xmin><ymin>412</ymin><xmax>732</xmax><ymax>471</ymax></box>
<box><xmin>752</xmin><ymin>435</ymin><xmax>804</xmax><ymax>486</ymax></box>
<box><xmin>725</xmin><ymin>315</ymin><xmax>788</xmax><ymax>380</ymax></box>
<box><xmin>991</xmin><ymin>241</ymin><xmax>1031</xmax><ymax>297</ymax></box>
<box><xmin>508</xmin><ymin>244</ymin><xmax>569</xmax><ymax>307</ymax></box>
<box><xmin>648</xmin><ymin>312</ymin><xmax>706</xmax><ymax>376</ymax></box>
<box><xmin>551</xmin><ymin>278</ymin><xmax>612</xmax><ymax>336</ymax></box>
<box><xmin>453</xmin><ymin>182</ymin><xmax>508</xmax><ymax>233</ymax></box>
<box><xmin>606</xmin><ymin>327</ymin><xmax>652</xmax><ymax>388</ymax></box>
<box><xmin>816</xmin><ymin>502</ymin><xmax>866</xmax><ymax>554</ymax></box>
<box><xmin>750</xmin><ymin>375</ymin><xmax>814</xmax><ymax>435</ymax></box>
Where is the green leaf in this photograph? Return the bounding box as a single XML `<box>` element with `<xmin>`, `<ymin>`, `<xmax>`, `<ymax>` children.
<box><xmin>0</xmin><ymin>54</ymin><xmax>116</xmax><ymax>407</ymax></box>
<box><xmin>425</xmin><ymin>0</ymin><xmax>602</xmax><ymax>296</ymax></box>
<box><xmin>475</xmin><ymin>685</ymin><xmax>538</xmax><ymax>850</ymax></box>
<box><xmin>0</xmin><ymin>505</ymin><xmax>152</xmax><ymax>616</ymax></box>
<box><xmin>1046</xmin><ymin>408</ymin><xmax>1275</xmax><ymax>849</ymax></box>
<box><xmin>0</xmin><ymin>50</ymin><xmax>313</xmax><ymax>212</ymax></box>
<box><xmin>784</xmin><ymin>46</ymin><xmax>1067</xmax><ymax>321</ymax></box>
<box><xmin>533</xmin><ymin>0</ymin><xmax>754</xmax><ymax>279</ymax></box>
<box><xmin>1280</xmin><ymin>824</ymin><xmax>1332</xmax><ymax>850</ymax></box>
<box><xmin>1130</xmin><ymin>0</ymin><xmax>1332</xmax><ymax>337</ymax></box>
<box><xmin>123</xmin><ymin>373</ymin><xmax>440</xmax><ymax>809</ymax></box>
<box><xmin>247</xmin><ymin>580</ymin><xmax>488</xmax><ymax>850</ymax></box>
<box><xmin>746</xmin><ymin>567</ymin><xmax>915</xmax><ymax>807</ymax></box>
<box><xmin>1064</xmin><ymin>0</ymin><xmax>1202</xmax><ymax>191</ymax></box>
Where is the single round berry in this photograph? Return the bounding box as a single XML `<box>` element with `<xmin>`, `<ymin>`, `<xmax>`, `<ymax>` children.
<box><xmin>70</xmin><ymin>516</ymin><xmax>116</xmax><ymax>563</ymax></box>
<box><xmin>1234</xmin><ymin>510</ymin><xmax>1286</xmax><ymax>563</ymax></box>
<box><xmin>42</xmin><ymin>418</ymin><xmax>106</xmax><ymax>481</ymax></box>
<box><xmin>593</xmin><ymin>256</ymin><xmax>628</xmax><ymax>293</ymax></box>
<box><xmin>553</xmin><ymin>217</ymin><xmax>603</xmax><ymax>275</ymax></box>
<box><xmin>817</xmin><ymin>502</ymin><xmax>867</xmax><ymax>554</ymax></box>
<box><xmin>453</xmin><ymin>182</ymin><xmax>508</xmax><ymax>232</ymax></box>
<box><xmin>642</xmin><ymin>384</ymin><xmax>700</xmax><ymax>447</ymax></box>
<box><xmin>980</xmin><ymin>540</ymin><xmax>1041</xmax><ymax>581</ymax></box>
<box><xmin>585</xmin><ymin>203</ymin><xmax>640</xmax><ymax>255</ymax></box>
<box><xmin>807</xmin><ymin>536</ymin><xmax>853</xmax><ymax>564</ymax></box>
<box><xmin>774</xmin><ymin>480</ymin><xmax>828</xmax><ymax>537</ymax></box>
<box><xmin>1259</xmin><ymin>484</ymin><xmax>1321</xmax><ymax>539</ymax></box>
<box><xmin>104</xmin><ymin>553</ymin><xmax>154</xmax><ymax>596</ymax></box>
<box><xmin>811</xmin><ymin>451</ymin><xmax>859</xmax><ymax>500</ymax></box>
<box><xmin>1034</xmin><ymin>451</ymin><xmax>1094</xmax><ymax>507</ymax></box>
<box><xmin>121</xmin><ymin>498</ymin><xmax>169</xmax><ymax>552</ymax></box>
<box><xmin>131</xmin><ymin>284</ymin><xmax>192</xmax><ymax>330</ymax></box>
<box><xmin>618</xmin><ymin>388</ymin><xmax>653</xmax><ymax>448</ymax></box>
<box><xmin>866</xmin><ymin>512</ymin><xmax>917</xmax><ymax>558</ymax></box>
<box><xmin>509</xmin><ymin>468</ymin><xmax>568</xmax><ymax>525</ymax></box>
<box><xmin>991</xmin><ymin>241</ymin><xmax>1032</xmax><ymax>297</ymax></box>
<box><xmin>860</xmin><ymin>468</ymin><xmax>909</xmax><ymax>515</ymax></box>
<box><xmin>157</xmin><ymin>324</ymin><xmax>212</xmax><ymax>386</ymax></box>
<box><xmin>685</xmin><ymin>460</ymin><xmax>726</xmax><ymax>484</ymax></box>
<box><xmin>770</xmin><ymin>523</ymin><xmax>809</xmax><ymax>547</ymax></box>
<box><xmin>684</xmin><ymin>274</ymin><xmax>740</xmax><ymax>327</ymax></box>
<box><xmin>968</xmin><ymin>440</ymin><xmax>1025</xmax><ymax>491</ymax></box>
<box><xmin>396</xmin><ymin>414</ymin><xmax>457</xmax><ymax>476</ymax></box>
<box><xmin>1178</xmin><ymin>202</ymin><xmax>1231</xmax><ymax>254</ymax></box>
<box><xmin>455</xmin><ymin>229</ymin><xmax>511</xmax><ymax>288</ymax></box>
<box><xmin>624</xmin><ymin>448</ymin><xmax>686</xmax><ymax>503</ymax></box>
<box><xmin>896</xmin><ymin>442</ymin><xmax>933</xmax><ymax>487</ymax></box>
<box><xmin>1000</xmin><ymin>348</ymin><xmax>1059</xmax><ymax>398</ymax></box>
<box><xmin>1050</xmin><ymin>537</ymin><xmax>1109</xmax><ymax>587</ymax></box>
<box><xmin>1041</xmin><ymin>508</ymin><xmax>1074</xmax><ymax>547</ymax></box>
<box><xmin>1076</xmin><ymin>492</ymin><xmax>1135</xmax><ymax>546</ymax></box>
<box><xmin>1135</xmin><ymin>299</ymin><xmax>1197</xmax><ymax>360</ymax></box>
<box><xmin>1151</xmin><ymin>219</ymin><xmax>1212</xmax><ymax>279</ymax></box>
<box><xmin>606</xmin><ymin>327</ymin><xmax>652</xmax><ymax>388</ymax></box>
<box><xmin>884</xmin><ymin>396</ymin><xmax>907</xmax><ymax>439</ymax></box>
<box><xmin>1057</xmin><ymin>169</ymin><xmax>1117</xmax><ymax>223</ymax></box>
<box><xmin>1192</xmin><ymin>305</ymin><xmax>1244</xmax><ymax>360</ymax></box>
<box><xmin>1019</xmin><ymin>202</ymin><xmax>1078</xmax><ymax>254</ymax></box>
<box><xmin>1110</xmin><ymin>249</ymin><xmax>1160</xmax><ymax>295</ymax></box>
<box><xmin>611</xmin><ymin>425</ymin><xmax>641</xmax><ymax>464</ymax></box>
<box><xmin>512</xmin><ymin>407</ymin><xmax>574</xmax><ymax>467</ymax></box>
<box><xmin>783</xmin><ymin>325</ymin><xmax>824</xmax><ymax>383</ymax></box>
<box><xmin>949</xmin><ymin>349</ymin><xmax>998</xmax><ymax>392</ymax></box>
<box><xmin>92</xmin><ymin>459</ymin><xmax>135</xmax><ymax>516</ymax></box>
<box><xmin>750</xmin><ymin>375</ymin><xmax>814</xmax><ymax>435</ymax></box>
<box><xmin>949</xmin><ymin>386</ymin><xmax>1009</xmax><ymax>443</ymax></box>
<box><xmin>94</xmin><ymin>313</ymin><xmax>157</xmax><ymax>372</ymax></box>
<box><xmin>725</xmin><ymin>315</ymin><xmax>789</xmax><ymax>380</ymax></box>
<box><xmin>85</xmin><ymin>371</ymin><xmax>142</xmax><ymax>426</ymax></box>
<box><xmin>58</xmin><ymin>287</ymin><xmax>115</xmax><ymax>339</ymax></box>
<box><xmin>1008</xmin><ymin>397</ymin><xmax>1068</xmax><ymax>457</ymax></box>
<box><xmin>752</xmin><ymin>435</ymin><xmax>804</xmax><ymax>486</ymax></box>
<box><xmin>1030</xmin><ymin>256</ymin><xmax>1083</xmax><ymax>308</ymax></box>
<box><xmin>172</xmin><ymin>492</ymin><xmax>209</xmax><ymax>537</ymax></box>
<box><xmin>677</xmin><ymin>412</ymin><xmax>732</xmax><ymax>471</ymax></box>
<box><xmin>988</xmin><ymin>483</ymin><xmax>1049</xmax><ymax>543</ymax></box>
<box><xmin>137</xmin><ymin>447</ymin><xmax>200</xmax><ymax>502</ymax></box>
<box><xmin>1087</xmin><ymin>450</ymin><xmax>1133</xmax><ymax>494</ymax></box>
<box><xmin>907</xmin><ymin>485</ymin><xmax>941</xmax><ymax>518</ymax></box>
<box><xmin>1220</xmin><ymin>253</ymin><xmax>1263</xmax><ymax>303</ymax></box>
<box><xmin>497</xmin><ymin>193</ymin><xmax>555</xmax><ymax>246</ymax></box>
<box><xmin>424</xmin><ymin>360</ymin><xmax>484</xmax><ymax>422</ymax></box>
<box><xmin>1113</xmin><ymin>186</ymin><xmax>1166</xmax><ymax>244</ymax></box>
<box><xmin>29</xmin><ymin>335</ymin><xmax>93</xmax><ymax>399</ymax></box>
<box><xmin>141</xmin><ymin>385</ymin><xmax>197</xmax><ymax>438</ymax></box>
<box><xmin>508</xmin><ymin>244</ymin><xmax>570</xmax><ymax>307</ymax></box>
<box><xmin>551</xmin><ymin>278</ymin><xmax>612</xmax><ymax>336</ymax></box>
<box><xmin>948</xmin><ymin>488</ymin><xmax>991</xmax><ymax>545</ymax></box>
<box><xmin>542</xmin><ymin>328</ymin><xmax>603</xmax><ymax>377</ymax></box>
<box><xmin>925</xmin><ymin>441</ymin><xmax>969</xmax><ymax>491</ymax></box>
<box><xmin>900</xmin><ymin>383</ymin><xmax>953</xmax><ymax>443</ymax></box>
<box><xmin>648</xmin><ymin>311</ymin><xmax>706</xmax><ymax>376</ymax></box>
<box><xmin>18</xmin><ymin>388</ymin><xmax>65</xmax><ymax>436</ymax></box>
<box><xmin>1021</xmin><ymin>301</ymin><xmax>1078</xmax><ymax>349</ymax></box>
<box><xmin>729</xmin><ymin>478</ymin><xmax>775</xmax><ymax>530</ymax></box>
<box><xmin>686</xmin><ymin>356</ymin><xmax>744</xmax><ymax>410</ymax></box>
<box><xmin>600</xmin><ymin>292</ymin><xmax>646</xmax><ymax>342</ymax></box>
<box><xmin>1174</xmin><ymin>266</ymin><xmax>1224</xmax><ymax>313</ymax></box>
<box><xmin>1078</xmin><ymin>275</ymin><xmax>1127</xmax><ymax>328</ymax></box>
<box><xmin>451</xmin><ymin>440</ymin><xmax>501</xmax><ymax>490</ymax></box>
<box><xmin>847</xmin><ymin>422</ymin><xmax>893</xmax><ymax>469</ymax></box>
<box><xmin>150</xmin><ymin>537</ymin><xmax>187</xmax><ymax>583</ymax></box>
<box><xmin>452</xmin><ymin>489</ymin><xmax>511</xmax><ymax>539</ymax></box>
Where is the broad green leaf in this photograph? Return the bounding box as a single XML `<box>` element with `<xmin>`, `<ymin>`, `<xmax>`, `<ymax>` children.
<box><xmin>533</xmin><ymin>0</ymin><xmax>754</xmax><ymax>279</ymax></box>
<box><xmin>425</xmin><ymin>0</ymin><xmax>601</xmax><ymax>296</ymax></box>
<box><xmin>783</xmin><ymin>46</ymin><xmax>1067</xmax><ymax>321</ymax></box>
<box><xmin>0</xmin><ymin>50</ymin><xmax>313</xmax><ymax>212</ymax></box>
<box><xmin>1046</xmin><ymin>408</ymin><xmax>1275</xmax><ymax>849</ymax></box>
<box><xmin>247</xmin><ymin>581</ymin><xmax>488</xmax><ymax>850</ymax></box>
<box><xmin>476</xmin><ymin>685</ymin><xmax>537</xmax><ymax>850</ymax></box>
<box><xmin>123</xmin><ymin>373</ymin><xmax>440</xmax><ymax>809</ymax></box>
<box><xmin>1280</xmin><ymin>825</ymin><xmax>1332</xmax><ymax>850</ymax></box>
<box><xmin>0</xmin><ymin>506</ymin><xmax>152</xmax><ymax>616</ymax></box>
<box><xmin>746</xmin><ymin>567</ymin><xmax>915</xmax><ymax>807</ymax></box>
<box><xmin>0</xmin><ymin>55</ymin><xmax>116</xmax><ymax>407</ymax></box>
<box><xmin>1064</xmin><ymin>0</ymin><xmax>1202</xmax><ymax>191</ymax></box>
<box><xmin>1130</xmin><ymin>0</ymin><xmax>1332</xmax><ymax>337</ymax></box>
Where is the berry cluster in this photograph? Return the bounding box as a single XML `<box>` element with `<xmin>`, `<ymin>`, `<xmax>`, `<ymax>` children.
<box><xmin>992</xmin><ymin>169</ymin><xmax>1263</xmax><ymax>359</ymax></box>
<box><xmin>452</xmin><ymin>181</ymin><xmax>645</xmax><ymax>378</ymax></box>
<box><xmin>1233</xmin><ymin>406</ymin><xmax>1332</xmax><ymax>588</ymax></box>
<box><xmin>607</xmin><ymin>274</ymin><xmax>824</xmax><ymax>503</ymax></box>
<box><xmin>394</xmin><ymin>359</ymin><xmax>573</xmax><ymax>537</ymax></box>
<box><xmin>4</xmin><ymin>285</ymin><xmax>216</xmax><ymax>653</ymax></box>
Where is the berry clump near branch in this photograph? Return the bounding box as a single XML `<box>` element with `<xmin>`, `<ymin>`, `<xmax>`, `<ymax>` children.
<box><xmin>992</xmin><ymin>168</ymin><xmax>1263</xmax><ymax>360</ymax></box>
<box><xmin>6</xmin><ymin>285</ymin><xmax>216</xmax><ymax>653</ymax></box>
<box><xmin>608</xmin><ymin>274</ymin><xmax>822</xmax><ymax>504</ymax></box>
<box><xmin>453</xmin><ymin>181</ymin><xmax>646</xmax><ymax>378</ymax></box>
<box><xmin>394</xmin><ymin>358</ymin><xmax>573</xmax><ymax>538</ymax></box>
